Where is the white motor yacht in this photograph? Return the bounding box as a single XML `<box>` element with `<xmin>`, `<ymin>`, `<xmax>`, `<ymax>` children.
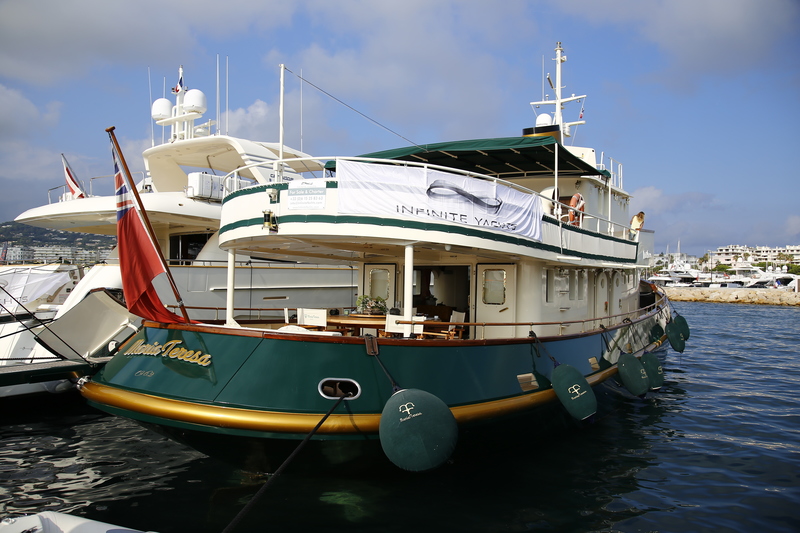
<box><xmin>6</xmin><ymin>67</ymin><xmax>357</xmax><ymax>397</ymax></box>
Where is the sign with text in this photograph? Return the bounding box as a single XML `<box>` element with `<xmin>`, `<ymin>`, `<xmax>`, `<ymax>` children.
<box><xmin>336</xmin><ymin>160</ymin><xmax>542</xmax><ymax>241</ymax></box>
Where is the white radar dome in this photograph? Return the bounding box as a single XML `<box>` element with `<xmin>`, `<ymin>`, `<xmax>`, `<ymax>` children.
<box><xmin>183</xmin><ymin>89</ymin><xmax>207</xmax><ymax>114</ymax></box>
<box><xmin>536</xmin><ymin>113</ymin><xmax>553</xmax><ymax>127</ymax></box>
<box><xmin>151</xmin><ymin>98</ymin><xmax>173</xmax><ymax>120</ymax></box>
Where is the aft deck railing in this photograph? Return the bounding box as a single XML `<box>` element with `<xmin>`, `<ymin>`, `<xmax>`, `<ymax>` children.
<box><xmin>393</xmin><ymin>292</ymin><xmax>665</xmax><ymax>339</ymax></box>
<box><xmin>169</xmin><ymin>293</ymin><xmax>667</xmax><ymax>339</ymax></box>
<box><xmin>221</xmin><ymin>156</ymin><xmax>636</xmax><ymax>240</ymax></box>
<box><xmin>46</xmin><ymin>172</ymin><xmax>146</xmax><ymax>203</ymax></box>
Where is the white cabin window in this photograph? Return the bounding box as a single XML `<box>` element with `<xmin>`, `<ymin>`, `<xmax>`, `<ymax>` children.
<box><xmin>545</xmin><ymin>269</ymin><xmax>554</xmax><ymax>303</ymax></box>
<box><xmin>568</xmin><ymin>270</ymin><xmax>577</xmax><ymax>300</ymax></box>
<box><xmin>368</xmin><ymin>268</ymin><xmax>390</xmax><ymax>300</ymax></box>
<box><xmin>482</xmin><ymin>269</ymin><xmax>506</xmax><ymax>305</ymax></box>
<box><xmin>578</xmin><ymin>270</ymin><xmax>586</xmax><ymax>300</ymax></box>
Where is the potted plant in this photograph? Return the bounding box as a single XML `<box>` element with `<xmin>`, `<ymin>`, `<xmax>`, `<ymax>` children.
<box><xmin>355</xmin><ymin>295</ymin><xmax>388</xmax><ymax>315</ymax></box>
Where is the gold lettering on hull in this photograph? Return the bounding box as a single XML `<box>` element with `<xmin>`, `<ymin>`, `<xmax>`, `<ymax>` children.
<box><xmin>124</xmin><ymin>339</ymin><xmax>212</xmax><ymax>367</ymax></box>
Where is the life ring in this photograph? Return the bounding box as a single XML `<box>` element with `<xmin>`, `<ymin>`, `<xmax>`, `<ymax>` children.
<box><xmin>568</xmin><ymin>193</ymin><xmax>585</xmax><ymax>225</ymax></box>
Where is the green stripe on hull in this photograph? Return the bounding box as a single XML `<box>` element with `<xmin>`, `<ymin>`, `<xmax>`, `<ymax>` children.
<box><xmin>221</xmin><ymin>213</ymin><xmax>637</xmax><ymax>264</ymax></box>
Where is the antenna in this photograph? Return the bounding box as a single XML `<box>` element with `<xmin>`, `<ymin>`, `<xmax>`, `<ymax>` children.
<box><xmin>226</xmin><ymin>56</ymin><xmax>229</xmax><ymax>135</ymax></box>
<box><xmin>216</xmin><ymin>54</ymin><xmax>220</xmax><ymax>136</ymax></box>
<box><xmin>161</xmin><ymin>76</ymin><xmax>166</xmax><ymax>144</ymax></box>
<box><xmin>278</xmin><ymin>64</ymin><xmax>285</xmax><ymax>180</ymax></box>
<box><xmin>148</xmin><ymin>67</ymin><xmax>154</xmax><ymax>147</ymax></box>
<box><xmin>300</xmin><ymin>68</ymin><xmax>304</xmax><ymax>152</ymax></box>
<box><xmin>541</xmin><ymin>55</ymin><xmax>545</xmax><ymax>100</ymax></box>
<box><xmin>547</xmin><ymin>73</ymin><xmax>554</xmax><ymax>90</ymax></box>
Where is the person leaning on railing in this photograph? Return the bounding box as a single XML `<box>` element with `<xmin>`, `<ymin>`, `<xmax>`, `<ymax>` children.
<box><xmin>629</xmin><ymin>211</ymin><xmax>645</xmax><ymax>240</ymax></box>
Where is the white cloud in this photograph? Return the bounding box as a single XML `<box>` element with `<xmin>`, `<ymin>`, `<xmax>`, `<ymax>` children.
<box><xmin>0</xmin><ymin>141</ymin><xmax>64</xmax><ymax>187</ymax></box>
<box><xmin>0</xmin><ymin>84</ymin><xmax>60</xmax><ymax>139</ymax></box>
<box><xmin>630</xmin><ymin>186</ymin><xmax>717</xmax><ymax>218</ymax></box>
<box><xmin>0</xmin><ymin>0</ymin><xmax>298</xmax><ymax>85</ymax></box>
<box><xmin>225</xmin><ymin>100</ymin><xmax>273</xmax><ymax>142</ymax></box>
<box><xmin>555</xmin><ymin>0</ymin><xmax>800</xmax><ymax>85</ymax></box>
<box><xmin>270</xmin><ymin>2</ymin><xmax>533</xmax><ymax>144</ymax></box>
<box><xmin>786</xmin><ymin>215</ymin><xmax>800</xmax><ymax>240</ymax></box>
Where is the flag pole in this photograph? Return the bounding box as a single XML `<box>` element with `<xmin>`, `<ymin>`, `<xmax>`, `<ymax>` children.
<box><xmin>106</xmin><ymin>126</ymin><xmax>191</xmax><ymax>323</ymax></box>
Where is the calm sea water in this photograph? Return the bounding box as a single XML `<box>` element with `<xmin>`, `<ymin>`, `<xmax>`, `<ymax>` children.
<box><xmin>1</xmin><ymin>301</ymin><xmax>799</xmax><ymax>533</ymax></box>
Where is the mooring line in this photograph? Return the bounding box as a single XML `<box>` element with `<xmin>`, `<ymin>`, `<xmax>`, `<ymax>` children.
<box><xmin>0</xmin><ymin>286</ymin><xmax>84</xmax><ymax>360</ymax></box>
<box><xmin>220</xmin><ymin>392</ymin><xmax>350</xmax><ymax>533</ymax></box>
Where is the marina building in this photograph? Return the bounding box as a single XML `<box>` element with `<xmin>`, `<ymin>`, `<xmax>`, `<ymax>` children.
<box><xmin>708</xmin><ymin>245</ymin><xmax>800</xmax><ymax>269</ymax></box>
<box><xmin>3</xmin><ymin>245</ymin><xmax>110</xmax><ymax>265</ymax></box>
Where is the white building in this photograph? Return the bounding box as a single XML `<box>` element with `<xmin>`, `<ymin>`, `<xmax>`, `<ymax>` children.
<box><xmin>709</xmin><ymin>244</ymin><xmax>800</xmax><ymax>269</ymax></box>
<box><xmin>4</xmin><ymin>245</ymin><xmax>110</xmax><ymax>265</ymax></box>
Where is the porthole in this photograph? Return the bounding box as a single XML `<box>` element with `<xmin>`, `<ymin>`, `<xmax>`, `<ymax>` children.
<box><xmin>318</xmin><ymin>378</ymin><xmax>361</xmax><ymax>400</ymax></box>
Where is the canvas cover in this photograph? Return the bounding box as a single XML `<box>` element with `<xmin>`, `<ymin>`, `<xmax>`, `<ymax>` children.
<box><xmin>337</xmin><ymin>160</ymin><xmax>543</xmax><ymax>241</ymax></box>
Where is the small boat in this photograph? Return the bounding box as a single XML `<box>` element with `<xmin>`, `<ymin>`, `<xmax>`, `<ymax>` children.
<box><xmin>0</xmin><ymin>263</ymin><xmax>85</xmax><ymax>398</ymax></box>
<box><xmin>707</xmin><ymin>281</ymin><xmax>744</xmax><ymax>288</ymax></box>
<box><xmin>79</xmin><ymin>43</ymin><xmax>688</xmax><ymax>472</ymax></box>
<box><xmin>0</xmin><ymin>511</ymin><xmax>147</xmax><ymax>533</ymax></box>
<box><xmin>648</xmin><ymin>253</ymin><xmax>699</xmax><ymax>287</ymax></box>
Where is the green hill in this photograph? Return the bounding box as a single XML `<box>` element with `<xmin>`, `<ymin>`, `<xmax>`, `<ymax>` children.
<box><xmin>0</xmin><ymin>221</ymin><xmax>115</xmax><ymax>249</ymax></box>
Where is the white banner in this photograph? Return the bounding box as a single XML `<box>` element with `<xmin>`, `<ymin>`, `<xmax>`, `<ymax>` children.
<box><xmin>336</xmin><ymin>160</ymin><xmax>542</xmax><ymax>241</ymax></box>
<box><xmin>0</xmin><ymin>268</ymin><xmax>70</xmax><ymax>315</ymax></box>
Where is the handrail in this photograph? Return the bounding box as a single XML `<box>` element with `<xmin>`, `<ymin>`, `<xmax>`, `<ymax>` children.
<box><xmin>221</xmin><ymin>155</ymin><xmax>634</xmax><ymax>238</ymax></box>
<box><xmin>46</xmin><ymin>171</ymin><xmax>146</xmax><ymax>203</ymax></box>
<box><xmin>395</xmin><ymin>295</ymin><xmax>665</xmax><ymax>337</ymax></box>
<box><xmin>167</xmin><ymin>293</ymin><xmax>667</xmax><ymax>336</ymax></box>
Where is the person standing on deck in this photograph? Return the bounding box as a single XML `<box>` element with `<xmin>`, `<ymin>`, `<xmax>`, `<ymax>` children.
<box><xmin>630</xmin><ymin>211</ymin><xmax>645</xmax><ymax>240</ymax></box>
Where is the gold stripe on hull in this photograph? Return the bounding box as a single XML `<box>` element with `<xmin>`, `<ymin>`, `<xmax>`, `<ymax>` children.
<box><xmin>81</xmin><ymin>365</ymin><xmax>617</xmax><ymax>435</ymax></box>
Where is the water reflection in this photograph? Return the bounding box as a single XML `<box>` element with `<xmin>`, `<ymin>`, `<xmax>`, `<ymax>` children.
<box><xmin>2</xmin><ymin>303</ymin><xmax>799</xmax><ymax>532</ymax></box>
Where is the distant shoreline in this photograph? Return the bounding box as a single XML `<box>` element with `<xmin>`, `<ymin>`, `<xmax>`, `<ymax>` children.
<box><xmin>663</xmin><ymin>287</ymin><xmax>800</xmax><ymax>306</ymax></box>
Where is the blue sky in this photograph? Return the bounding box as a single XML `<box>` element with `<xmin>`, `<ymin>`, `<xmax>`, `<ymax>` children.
<box><xmin>1</xmin><ymin>0</ymin><xmax>798</xmax><ymax>258</ymax></box>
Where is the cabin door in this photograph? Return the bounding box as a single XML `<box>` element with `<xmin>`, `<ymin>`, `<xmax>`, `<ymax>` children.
<box><xmin>363</xmin><ymin>264</ymin><xmax>397</xmax><ymax>308</ymax></box>
<box><xmin>594</xmin><ymin>271</ymin><xmax>610</xmax><ymax>318</ymax></box>
<box><xmin>475</xmin><ymin>264</ymin><xmax>516</xmax><ymax>339</ymax></box>
<box><xmin>609</xmin><ymin>271</ymin><xmax>624</xmax><ymax>316</ymax></box>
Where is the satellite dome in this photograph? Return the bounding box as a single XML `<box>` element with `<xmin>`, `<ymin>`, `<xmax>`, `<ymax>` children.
<box><xmin>183</xmin><ymin>89</ymin><xmax>207</xmax><ymax>114</ymax></box>
<box><xmin>536</xmin><ymin>113</ymin><xmax>552</xmax><ymax>127</ymax></box>
<box><xmin>151</xmin><ymin>98</ymin><xmax>172</xmax><ymax>120</ymax></box>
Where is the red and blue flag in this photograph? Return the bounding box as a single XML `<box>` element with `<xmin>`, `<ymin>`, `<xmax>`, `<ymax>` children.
<box><xmin>62</xmin><ymin>154</ymin><xmax>85</xmax><ymax>199</ymax></box>
<box><xmin>113</xmin><ymin>145</ymin><xmax>185</xmax><ymax>323</ymax></box>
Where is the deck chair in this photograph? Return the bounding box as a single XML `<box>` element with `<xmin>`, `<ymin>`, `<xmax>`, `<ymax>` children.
<box><xmin>423</xmin><ymin>310</ymin><xmax>465</xmax><ymax>339</ymax></box>
<box><xmin>297</xmin><ymin>308</ymin><xmax>327</xmax><ymax>330</ymax></box>
<box><xmin>449</xmin><ymin>311</ymin><xmax>466</xmax><ymax>339</ymax></box>
<box><xmin>381</xmin><ymin>313</ymin><xmax>407</xmax><ymax>337</ymax></box>
<box><xmin>411</xmin><ymin>316</ymin><xmax>426</xmax><ymax>337</ymax></box>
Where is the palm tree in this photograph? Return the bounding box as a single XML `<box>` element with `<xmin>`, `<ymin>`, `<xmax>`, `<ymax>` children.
<box><xmin>699</xmin><ymin>253</ymin><xmax>710</xmax><ymax>272</ymax></box>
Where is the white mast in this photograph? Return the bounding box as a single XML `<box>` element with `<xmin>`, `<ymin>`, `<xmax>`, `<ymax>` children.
<box><xmin>278</xmin><ymin>64</ymin><xmax>285</xmax><ymax>182</ymax></box>
<box><xmin>529</xmin><ymin>42</ymin><xmax>587</xmax><ymax>139</ymax></box>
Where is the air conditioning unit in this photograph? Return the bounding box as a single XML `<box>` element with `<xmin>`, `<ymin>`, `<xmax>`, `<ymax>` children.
<box><xmin>186</xmin><ymin>172</ymin><xmax>225</xmax><ymax>201</ymax></box>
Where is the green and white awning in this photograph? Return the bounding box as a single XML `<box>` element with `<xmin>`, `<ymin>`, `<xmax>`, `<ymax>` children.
<box><xmin>325</xmin><ymin>136</ymin><xmax>609</xmax><ymax>179</ymax></box>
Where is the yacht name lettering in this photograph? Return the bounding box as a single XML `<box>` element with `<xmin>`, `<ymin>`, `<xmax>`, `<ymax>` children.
<box><xmin>396</xmin><ymin>204</ymin><xmax>516</xmax><ymax>230</ymax></box>
<box><xmin>124</xmin><ymin>339</ymin><xmax>212</xmax><ymax>367</ymax></box>
<box><xmin>473</xmin><ymin>217</ymin><xmax>517</xmax><ymax>231</ymax></box>
<box><xmin>396</xmin><ymin>204</ymin><xmax>468</xmax><ymax>223</ymax></box>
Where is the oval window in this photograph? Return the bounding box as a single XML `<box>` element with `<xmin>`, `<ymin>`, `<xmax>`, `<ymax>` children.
<box><xmin>318</xmin><ymin>378</ymin><xmax>361</xmax><ymax>400</ymax></box>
